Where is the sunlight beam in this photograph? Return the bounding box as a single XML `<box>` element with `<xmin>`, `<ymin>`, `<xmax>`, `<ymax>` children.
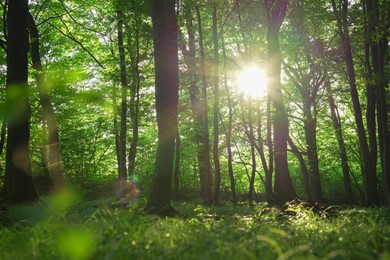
<box><xmin>236</xmin><ymin>67</ymin><xmax>268</xmax><ymax>98</ymax></box>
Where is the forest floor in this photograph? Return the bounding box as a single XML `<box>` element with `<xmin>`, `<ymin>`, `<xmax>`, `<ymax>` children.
<box><xmin>1</xmin><ymin>185</ymin><xmax>390</xmax><ymax>259</ymax></box>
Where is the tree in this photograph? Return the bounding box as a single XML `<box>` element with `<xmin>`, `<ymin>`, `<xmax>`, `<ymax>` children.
<box><xmin>145</xmin><ymin>0</ymin><xmax>179</xmax><ymax>217</ymax></box>
<box><xmin>263</xmin><ymin>0</ymin><xmax>296</xmax><ymax>204</ymax></box>
<box><xmin>363</xmin><ymin>0</ymin><xmax>390</xmax><ymax>204</ymax></box>
<box><xmin>126</xmin><ymin>0</ymin><xmax>142</xmax><ymax>177</ymax></box>
<box><xmin>28</xmin><ymin>11</ymin><xmax>63</xmax><ymax>191</ymax></box>
<box><xmin>331</xmin><ymin>0</ymin><xmax>378</xmax><ymax>205</ymax></box>
<box><xmin>221</xmin><ymin>28</ymin><xmax>237</xmax><ymax>203</ymax></box>
<box><xmin>3</xmin><ymin>0</ymin><xmax>39</xmax><ymax>203</ymax></box>
<box><xmin>283</xmin><ymin>60</ymin><xmax>324</xmax><ymax>202</ymax></box>
<box><xmin>212</xmin><ymin>0</ymin><xmax>221</xmax><ymax>204</ymax></box>
<box><xmin>196</xmin><ymin>5</ymin><xmax>213</xmax><ymax>204</ymax></box>
<box><xmin>325</xmin><ymin>74</ymin><xmax>354</xmax><ymax>203</ymax></box>
<box><xmin>116</xmin><ymin>6</ymin><xmax>128</xmax><ymax>181</ymax></box>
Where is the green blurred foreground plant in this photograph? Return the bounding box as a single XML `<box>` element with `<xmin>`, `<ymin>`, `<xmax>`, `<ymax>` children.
<box><xmin>1</xmin><ymin>191</ymin><xmax>390</xmax><ymax>259</ymax></box>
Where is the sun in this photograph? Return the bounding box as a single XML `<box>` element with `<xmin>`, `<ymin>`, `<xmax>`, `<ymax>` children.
<box><xmin>236</xmin><ymin>67</ymin><xmax>268</xmax><ymax>98</ymax></box>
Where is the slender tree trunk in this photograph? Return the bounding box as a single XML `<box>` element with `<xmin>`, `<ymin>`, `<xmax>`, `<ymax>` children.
<box><xmin>117</xmin><ymin>9</ymin><xmax>128</xmax><ymax>181</ymax></box>
<box><xmin>28</xmin><ymin>11</ymin><xmax>63</xmax><ymax>191</ymax></box>
<box><xmin>40</xmin><ymin>120</ymin><xmax>50</xmax><ymax>183</ymax></box>
<box><xmin>288</xmin><ymin>137</ymin><xmax>312</xmax><ymax>201</ymax></box>
<box><xmin>113</xmin><ymin>89</ymin><xmax>121</xmax><ymax>178</ymax></box>
<box><xmin>127</xmin><ymin>7</ymin><xmax>140</xmax><ymax>177</ymax></box>
<box><xmin>249</xmin><ymin>141</ymin><xmax>257</xmax><ymax>204</ymax></box>
<box><xmin>331</xmin><ymin>0</ymin><xmax>378</xmax><ymax>205</ymax></box>
<box><xmin>283</xmin><ymin>56</ymin><xmax>323</xmax><ymax>202</ymax></box>
<box><xmin>264</xmin><ymin>0</ymin><xmax>295</xmax><ymax>204</ymax></box>
<box><xmin>173</xmin><ymin>130</ymin><xmax>180</xmax><ymax>198</ymax></box>
<box><xmin>248</xmin><ymin>100</ymin><xmax>257</xmax><ymax>204</ymax></box>
<box><xmin>256</xmin><ymin>102</ymin><xmax>272</xmax><ymax>201</ymax></box>
<box><xmin>303</xmin><ymin>105</ymin><xmax>323</xmax><ymax>202</ymax></box>
<box><xmin>212</xmin><ymin>1</ymin><xmax>221</xmax><ymax>204</ymax></box>
<box><xmin>196</xmin><ymin>6</ymin><xmax>213</xmax><ymax>204</ymax></box>
<box><xmin>146</xmin><ymin>0</ymin><xmax>179</xmax><ymax>217</ymax></box>
<box><xmin>221</xmin><ymin>30</ymin><xmax>237</xmax><ymax>202</ymax></box>
<box><xmin>325</xmin><ymin>76</ymin><xmax>354</xmax><ymax>203</ymax></box>
<box><xmin>364</xmin><ymin>0</ymin><xmax>390</xmax><ymax>204</ymax></box>
<box><xmin>0</xmin><ymin>118</ymin><xmax>6</xmax><ymax>157</ymax></box>
<box><xmin>3</xmin><ymin>0</ymin><xmax>39</xmax><ymax>203</ymax></box>
<box><xmin>363</xmin><ymin>3</ymin><xmax>378</xmax><ymax>204</ymax></box>
<box><xmin>182</xmin><ymin>4</ymin><xmax>208</xmax><ymax>202</ymax></box>
<box><xmin>266</xmin><ymin>92</ymin><xmax>274</xmax><ymax>203</ymax></box>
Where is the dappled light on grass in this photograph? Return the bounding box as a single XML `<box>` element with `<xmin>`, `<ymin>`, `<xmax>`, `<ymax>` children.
<box><xmin>1</xmin><ymin>199</ymin><xmax>390</xmax><ymax>259</ymax></box>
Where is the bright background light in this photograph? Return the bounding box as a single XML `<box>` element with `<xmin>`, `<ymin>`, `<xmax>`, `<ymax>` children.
<box><xmin>236</xmin><ymin>67</ymin><xmax>268</xmax><ymax>98</ymax></box>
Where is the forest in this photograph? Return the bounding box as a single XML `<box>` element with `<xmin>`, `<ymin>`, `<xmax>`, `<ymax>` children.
<box><xmin>0</xmin><ymin>0</ymin><xmax>390</xmax><ymax>259</ymax></box>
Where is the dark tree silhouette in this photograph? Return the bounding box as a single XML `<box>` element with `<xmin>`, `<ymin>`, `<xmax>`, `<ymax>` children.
<box><xmin>145</xmin><ymin>0</ymin><xmax>179</xmax><ymax>217</ymax></box>
<box><xmin>331</xmin><ymin>0</ymin><xmax>378</xmax><ymax>205</ymax></box>
<box><xmin>3</xmin><ymin>0</ymin><xmax>39</xmax><ymax>203</ymax></box>
<box><xmin>263</xmin><ymin>0</ymin><xmax>296</xmax><ymax>204</ymax></box>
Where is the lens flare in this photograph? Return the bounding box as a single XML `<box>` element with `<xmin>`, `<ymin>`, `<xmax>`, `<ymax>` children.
<box><xmin>236</xmin><ymin>66</ymin><xmax>268</xmax><ymax>98</ymax></box>
<box><xmin>114</xmin><ymin>178</ymin><xmax>140</xmax><ymax>205</ymax></box>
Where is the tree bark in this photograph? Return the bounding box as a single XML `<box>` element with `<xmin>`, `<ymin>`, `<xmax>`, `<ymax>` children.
<box><xmin>212</xmin><ymin>1</ymin><xmax>221</xmax><ymax>204</ymax></box>
<box><xmin>3</xmin><ymin>0</ymin><xmax>39</xmax><ymax>203</ymax></box>
<box><xmin>196</xmin><ymin>6</ymin><xmax>213</xmax><ymax>204</ymax></box>
<box><xmin>116</xmin><ymin>9</ymin><xmax>128</xmax><ymax>180</ymax></box>
<box><xmin>173</xmin><ymin>130</ymin><xmax>180</xmax><ymax>198</ymax></box>
<box><xmin>221</xmin><ymin>29</ymin><xmax>237</xmax><ymax>202</ymax></box>
<box><xmin>146</xmin><ymin>0</ymin><xmax>179</xmax><ymax>217</ymax></box>
<box><xmin>256</xmin><ymin>102</ymin><xmax>273</xmax><ymax>202</ymax></box>
<box><xmin>28</xmin><ymin>11</ymin><xmax>63</xmax><ymax>191</ymax></box>
<box><xmin>325</xmin><ymin>76</ymin><xmax>354</xmax><ymax>204</ymax></box>
<box><xmin>127</xmin><ymin>3</ymin><xmax>140</xmax><ymax>177</ymax></box>
<box><xmin>331</xmin><ymin>0</ymin><xmax>378</xmax><ymax>205</ymax></box>
<box><xmin>283</xmin><ymin>60</ymin><xmax>323</xmax><ymax>202</ymax></box>
<box><xmin>264</xmin><ymin>0</ymin><xmax>295</xmax><ymax>204</ymax></box>
<box><xmin>364</xmin><ymin>0</ymin><xmax>390</xmax><ymax>204</ymax></box>
<box><xmin>287</xmin><ymin>137</ymin><xmax>312</xmax><ymax>201</ymax></box>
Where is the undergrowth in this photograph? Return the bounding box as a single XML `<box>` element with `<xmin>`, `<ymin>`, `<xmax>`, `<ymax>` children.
<box><xmin>1</xmin><ymin>188</ymin><xmax>390</xmax><ymax>260</ymax></box>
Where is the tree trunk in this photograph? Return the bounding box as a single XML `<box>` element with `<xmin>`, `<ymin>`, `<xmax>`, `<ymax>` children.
<box><xmin>221</xmin><ymin>29</ymin><xmax>237</xmax><ymax>203</ymax></box>
<box><xmin>364</xmin><ymin>0</ymin><xmax>390</xmax><ymax>204</ymax></box>
<box><xmin>212</xmin><ymin>1</ymin><xmax>221</xmax><ymax>204</ymax></box>
<box><xmin>145</xmin><ymin>0</ymin><xmax>179</xmax><ymax>217</ymax></box>
<box><xmin>28</xmin><ymin>11</ymin><xmax>63</xmax><ymax>191</ymax></box>
<box><xmin>127</xmin><ymin>6</ymin><xmax>140</xmax><ymax>177</ymax></box>
<box><xmin>303</xmin><ymin>102</ymin><xmax>323</xmax><ymax>202</ymax></box>
<box><xmin>256</xmin><ymin>102</ymin><xmax>273</xmax><ymax>201</ymax></box>
<box><xmin>249</xmin><ymin>142</ymin><xmax>257</xmax><ymax>204</ymax></box>
<box><xmin>325</xmin><ymin>75</ymin><xmax>354</xmax><ymax>203</ymax></box>
<box><xmin>3</xmin><ymin>0</ymin><xmax>39</xmax><ymax>203</ymax></box>
<box><xmin>266</xmin><ymin>92</ymin><xmax>274</xmax><ymax>203</ymax></box>
<box><xmin>0</xmin><ymin>119</ymin><xmax>6</xmax><ymax>157</ymax></box>
<box><xmin>181</xmin><ymin>4</ymin><xmax>211</xmax><ymax>203</ymax></box>
<box><xmin>116</xmin><ymin>9</ymin><xmax>128</xmax><ymax>181</ymax></box>
<box><xmin>248</xmin><ymin>100</ymin><xmax>257</xmax><ymax>204</ymax></box>
<box><xmin>287</xmin><ymin>137</ymin><xmax>312</xmax><ymax>201</ymax></box>
<box><xmin>196</xmin><ymin>6</ymin><xmax>213</xmax><ymax>204</ymax></box>
<box><xmin>264</xmin><ymin>0</ymin><xmax>295</xmax><ymax>204</ymax></box>
<box><xmin>173</xmin><ymin>130</ymin><xmax>180</xmax><ymax>198</ymax></box>
<box><xmin>331</xmin><ymin>0</ymin><xmax>378</xmax><ymax>205</ymax></box>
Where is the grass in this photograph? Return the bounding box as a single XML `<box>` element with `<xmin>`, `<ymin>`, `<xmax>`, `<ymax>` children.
<box><xmin>1</xmin><ymin>188</ymin><xmax>390</xmax><ymax>260</ymax></box>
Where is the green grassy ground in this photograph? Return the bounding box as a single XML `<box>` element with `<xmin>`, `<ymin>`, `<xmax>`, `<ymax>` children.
<box><xmin>1</xmin><ymin>189</ymin><xmax>390</xmax><ymax>259</ymax></box>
